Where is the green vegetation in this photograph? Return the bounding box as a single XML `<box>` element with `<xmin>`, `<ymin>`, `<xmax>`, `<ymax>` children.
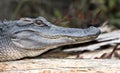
<box><xmin>4</xmin><ymin>0</ymin><xmax>120</xmax><ymax>28</ymax></box>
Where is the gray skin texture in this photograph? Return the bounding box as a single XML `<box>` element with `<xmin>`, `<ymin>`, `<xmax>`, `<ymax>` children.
<box><xmin>0</xmin><ymin>17</ymin><xmax>100</xmax><ymax>61</ymax></box>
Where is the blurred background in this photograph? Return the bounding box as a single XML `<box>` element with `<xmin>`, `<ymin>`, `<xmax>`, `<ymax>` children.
<box><xmin>0</xmin><ymin>0</ymin><xmax>120</xmax><ymax>28</ymax></box>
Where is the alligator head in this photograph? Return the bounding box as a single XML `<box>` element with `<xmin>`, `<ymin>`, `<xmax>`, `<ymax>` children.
<box><xmin>9</xmin><ymin>17</ymin><xmax>100</xmax><ymax>50</ymax></box>
<box><xmin>0</xmin><ymin>16</ymin><xmax>100</xmax><ymax>61</ymax></box>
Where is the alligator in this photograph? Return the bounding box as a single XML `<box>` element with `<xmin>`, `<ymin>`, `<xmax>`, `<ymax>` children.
<box><xmin>0</xmin><ymin>16</ymin><xmax>100</xmax><ymax>61</ymax></box>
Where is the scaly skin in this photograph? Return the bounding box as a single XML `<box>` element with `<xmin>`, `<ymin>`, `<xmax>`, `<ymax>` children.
<box><xmin>0</xmin><ymin>17</ymin><xmax>100</xmax><ymax>61</ymax></box>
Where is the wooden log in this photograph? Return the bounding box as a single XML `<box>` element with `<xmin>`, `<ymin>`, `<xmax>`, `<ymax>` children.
<box><xmin>0</xmin><ymin>59</ymin><xmax>120</xmax><ymax>73</ymax></box>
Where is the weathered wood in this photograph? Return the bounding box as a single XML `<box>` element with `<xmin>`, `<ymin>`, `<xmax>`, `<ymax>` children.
<box><xmin>0</xmin><ymin>59</ymin><xmax>120</xmax><ymax>73</ymax></box>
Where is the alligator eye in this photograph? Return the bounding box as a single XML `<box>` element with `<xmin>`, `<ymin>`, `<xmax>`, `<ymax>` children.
<box><xmin>34</xmin><ymin>20</ymin><xmax>45</xmax><ymax>26</ymax></box>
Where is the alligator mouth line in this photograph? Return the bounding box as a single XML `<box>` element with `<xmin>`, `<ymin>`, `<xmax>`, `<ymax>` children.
<box><xmin>14</xmin><ymin>30</ymin><xmax>98</xmax><ymax>43</ymax></box>
<box><xmin>36</xmin><ymin>32</ymin><xmax>98</xmax><ymax>43</ymax></box>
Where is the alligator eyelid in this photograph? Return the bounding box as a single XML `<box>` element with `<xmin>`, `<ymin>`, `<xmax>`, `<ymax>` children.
<box><xmin>34</xmin><ymin>20</ymin><xmax>47</xmax><ymax>27</ymax></box>
<box><xmin>34</xmin><ymin>23</ymin><xmax>45</xmax><ymax>27</ymax></box>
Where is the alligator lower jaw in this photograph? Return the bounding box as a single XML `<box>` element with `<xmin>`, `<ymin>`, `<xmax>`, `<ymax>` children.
<box><xmin>73</xmin><ymin>35</ymin><xmax>98</xmax><ymax>43</ymax></box>
<box><xmin>61</xmin><ymin>35</ymin><xmax>98</xmax><ymax>44</ymax></box>
<box><xmin>43</xmin><ymin>35</ymin><xmax>97</xmax><ymax>49</ymax></box>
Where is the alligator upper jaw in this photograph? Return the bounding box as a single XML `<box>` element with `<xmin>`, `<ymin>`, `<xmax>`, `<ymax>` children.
<box><xmin>36</xmin><ymin>26</ymin><xmax>100</xmax><ymax>43</ymax></box>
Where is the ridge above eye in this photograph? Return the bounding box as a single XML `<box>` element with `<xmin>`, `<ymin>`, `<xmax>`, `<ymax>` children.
<box><xmin>20</xmin><ymin>18</ymin><xmax>33</xmax><ymax>22</ymax></box>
